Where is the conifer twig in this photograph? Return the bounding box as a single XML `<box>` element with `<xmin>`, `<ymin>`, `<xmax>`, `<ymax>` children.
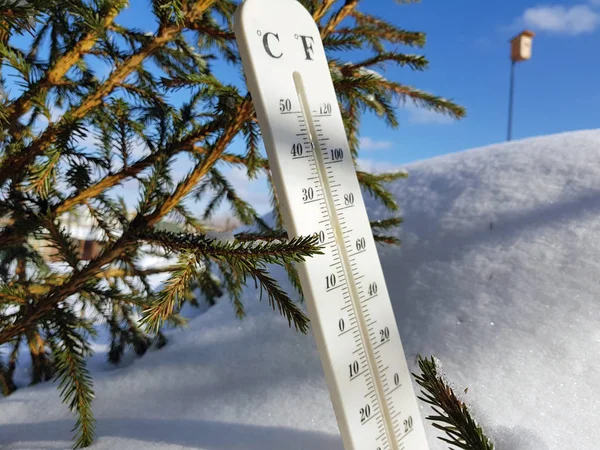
<box><xmin>413</xmin><ymin>355</ymin><xmax>495</xmax><ymax>450</ymax></box>
<box><xmin>139</xmin><ymin>231</ymin><xmax>321</xmax><ymax>333</ymax></box>
<box><xmin>144</xmin><ymin>97</ymin><xmax>254</xmax><ymax>225</ymax></box>
<box><xmin>140</xmin><ymin>252</ymin><xmax>200</xmax><ymax>333</ymax></box>
<box><xmin>49</xmin><ymin>310</ymin><xmax>96</xmax><ymax>449</ymax></box>
<box><xmin>356</xmin><ymin>170</ymin><xmax>407</xmax><ymax>211</ymax></box>
<box><xmin>370</xmin><ymin>217</ymin><xmax>403</xmax><ymax>246</ymax></box>
<box><xmin>4</xmin><ymin>1</ymin><xmax>126</xmax><ymax>130</ymax></box>
<box><xmin>321</xmin><ymin>0</ymin><xmax>359</xmax><ymax>38</ymax></box>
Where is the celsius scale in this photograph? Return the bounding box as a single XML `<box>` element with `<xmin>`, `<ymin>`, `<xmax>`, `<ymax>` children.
<box><xmin>234</xmin><ymin>1</ymin><xmax>429</xmax><ymax>449</ymax></box>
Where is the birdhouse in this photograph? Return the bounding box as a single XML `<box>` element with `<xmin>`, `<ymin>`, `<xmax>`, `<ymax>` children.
<box><xmin>510</xmin><ymin>30</ymin><xmax>535</xmax><ymax>62</ymax></box>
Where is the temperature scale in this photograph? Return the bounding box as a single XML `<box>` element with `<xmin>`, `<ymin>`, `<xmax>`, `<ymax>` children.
<box><xmin>234</xmin><ymin>1</ymin><xmax>429</xmax><ymax>449</ymax></box>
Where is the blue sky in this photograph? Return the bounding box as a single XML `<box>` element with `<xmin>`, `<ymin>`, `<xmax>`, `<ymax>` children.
<box><xmin>102</xmin><ymin>0</ymin><xmax>600</xmax><ymax>215</ymax></box>
<box><xmin>226</xmin><ymin>0</ymin><xmax>599</xmax><ymax>213</ymax></box>
<box><xmin>116</xmin><ymin>0</ymin><xmax>600</xmax><ymax>156</ymax></box>
<box><xmin>353</xmin><ymin>0</ymin><xmax>600</xmax><ymax>166</ymax></box>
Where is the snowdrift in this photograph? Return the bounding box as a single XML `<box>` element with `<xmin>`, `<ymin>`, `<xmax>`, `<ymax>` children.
<box><xmin>2</xmin><ymin>129</ymin><xmax>600</xmax><ymax>450</ymax></box>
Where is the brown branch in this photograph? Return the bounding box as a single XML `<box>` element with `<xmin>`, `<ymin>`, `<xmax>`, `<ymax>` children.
<box><xmin>0</xmin><ymin>292</ymin><xmax>27</xmax><ymax>305</ymax></box>
<box><xmin>5</xmin><ymin>5</ymin><xmax>123</xmax><ymax>133</ymax></box>
<box><xmin>321</xmin><ymin>0</ymin><xmax>359</xmax><ymax>38</ymax></box>
<box><xmin>57</xmin><ymin>119</ymin><xmax>226</xmax><ymax>215</ymax></box>
<box><xmin>190</xmin><ymin>147</ymin><xmax>269</xmax><ymax>170</ymax></box>
<box><xmin>19</xmin><ymin>264</ymin><xmax>178</xmax><ymax>298</ymax></box>
<box><xmin>100</xmin><ymin>265</ymin><xmax>181</xmax><ymax>279</ymax></box>
<box><xmin>0</xmin><ymin>233</ymin><xmax>133</xmax><ymax>345</ymax></box>
<box><xmin>313</xmin><ymin>0</ymin><xmax>337</xmax><ymax>22</ymax></box>
<box><xmin>0</xmin><ymin>120</ymin><xmax>225</xmax><ymax>250</ymax></box>
<box><xmin>145</xmin><ymin>97</ymin><xmax>255</xmax><ymax>226</ymax></box>
<box><xmin>0</xmin><ymin>0</ymin><xmax>217</xmax><ymax>187</ymax></box>
<box><xmin>187</xmin><ymin>21</ymin><xmax>235</xmax><ymax>41</ymax></box>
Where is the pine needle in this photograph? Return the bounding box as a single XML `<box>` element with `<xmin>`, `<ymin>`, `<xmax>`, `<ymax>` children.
<box><xmin>49</xmin><ymin>310</ymin><xmax>96</xmax><ymax>449</ymax></box>
<box><xmin>140</xmin><ymin>252</ymin><xmax>200</xmax><ymax>333</ymax></box>
<box><xmin>413</xmin><ymin>355</ymin><xmax>495</xmax><ymax>450</ymax></box>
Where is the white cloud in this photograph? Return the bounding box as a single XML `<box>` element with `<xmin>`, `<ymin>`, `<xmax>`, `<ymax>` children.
<box><xmin>359</xmin><ymin>137</ymin><xmax>394</xmax><ymax>151</ymax></box>
<box><xmin>518</xmin><ymin>4</ymin><xmax>600</xmax><ymax>35</ymax></box>
<box><xmin>405</xmin><ymin>103</ymin><xmax>455</xmax><ymax>125</ymax></box>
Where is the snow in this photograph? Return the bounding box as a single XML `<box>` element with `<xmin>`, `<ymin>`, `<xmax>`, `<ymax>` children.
<box><xmin>2</xmin><ymin>129</ymin><xmax>600</xmax><ymax>449</ymax></box>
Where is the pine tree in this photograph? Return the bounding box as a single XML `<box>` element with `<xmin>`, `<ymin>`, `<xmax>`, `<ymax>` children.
<box><xmin>0</xmin><ymin>0</ymin><xmax>465</xmax><ymax>447</ymax></box>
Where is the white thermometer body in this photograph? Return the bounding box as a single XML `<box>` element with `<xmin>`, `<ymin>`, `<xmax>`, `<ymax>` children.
<box><xmin>234</xmin><ymin>2</ymin><xmax>429</xmax><ymax>449</ymax></box>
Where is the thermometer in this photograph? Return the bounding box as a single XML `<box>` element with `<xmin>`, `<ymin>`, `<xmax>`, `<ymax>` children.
<box><xmin>234</xmin><ymin>1</ymin><xmax>429</xmax><ymax>449</ymax></box>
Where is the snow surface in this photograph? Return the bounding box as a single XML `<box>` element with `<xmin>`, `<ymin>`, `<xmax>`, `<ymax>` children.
<box><xmin>2</xmin><ymin>129</ymin><xmax>600</xmax><ymax>449</ymax></box>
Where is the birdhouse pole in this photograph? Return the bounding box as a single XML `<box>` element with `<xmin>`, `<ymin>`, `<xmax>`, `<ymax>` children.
<box><xmin>507</xmin><ymin>59</ymin><xmax>516</xmax><ymax>141</ymax></box>
<box><xmin>507</xmin><ymin>30</ymin><xmax>535</xmax><ymax>141</ymax></box>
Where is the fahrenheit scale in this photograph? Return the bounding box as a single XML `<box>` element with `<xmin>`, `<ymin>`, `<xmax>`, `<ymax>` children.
<box><xmin>234</xmin><ymin>1</ymin><xmax>429</xmax><ymax>449</ymax></box>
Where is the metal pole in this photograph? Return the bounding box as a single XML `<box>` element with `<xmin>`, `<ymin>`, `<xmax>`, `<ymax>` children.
<box><xmin>507</xmin><ymin>60</ymin><xmax>515</xmax><ymax>141</ymax></box>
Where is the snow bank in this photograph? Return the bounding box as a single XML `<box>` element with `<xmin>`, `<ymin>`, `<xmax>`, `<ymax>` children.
<box><xmin>2</xmin><ymin>129</ymin><xmax>600</xmax><ymax>449</ymax></box>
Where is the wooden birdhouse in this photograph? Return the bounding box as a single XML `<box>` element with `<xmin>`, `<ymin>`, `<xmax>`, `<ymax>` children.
<box><xmin>510</xmin><ymin>30</ymin><xmax>535</xmax><ymax>62</ymax></box>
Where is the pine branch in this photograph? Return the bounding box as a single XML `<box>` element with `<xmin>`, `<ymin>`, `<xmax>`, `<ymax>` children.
<box><xmin>233</xmin><ymin>229</ymin><xmax>288</xmax><ymax>242</ymax></box>
<box><xmin>213</xmin><ymin>256</ymin><xmax>245</xmax><ymax>319</ymax></box>
<box><xmin>323</xmin><ymin>32</ymin><xmax>362</xmax><ymax>52</ymax></box>
<box><xmin>241</xmin><ymin>262</ymin><xmax>309</xmax><ymax>333</ymax></box>
<box><xmin>312</xmin><ymin>0</ymin><xmax>337</xmax><ymax>22</ymax></box>
<box><xmin>320</xmin><ymin>0</ymin><xmax>359</xmax><ymax>38</ymax></box>
<box><xmin>232</xmin><ymin>230</ymin><xmax>305</xmax><ymax>300</ymax></box>
<box><xmin>356</xmin><ymin>170</ymin><xmax>407</xmax><ymax>211</ymax></box>
<box><xmin>101</xmin><ymin>300</ymin><xmax>151</xmax><ymax>365</ymax></box>
<box><xmin>266</xmin><ymin>171</ymin><xmax>284</xmax><ymax>229</ymax></box>
<box><xmin>241</xmin><ymin>119</ymin><xmax>261</xmax><ymax>178</ymax></box>
<box><xmin>0</xmin><ymin>232</ymin><xmax>134</xmax><ymax>346</ymax></box>
<box><xmin>371</xmin><ymin>217</ymin><xmax>403</xmax><ymax>246</ymax></box>
<box><xmin>138</xmin><ymin>229</ymin><xmax>321</xmax><ymax>332</ymax></box>
<box><xmin>195</xmin><ymin>167</ymin><xmax>264</xmax><ymax>226</ymax></box>
<box><xmin>0</xmin><ymin>121</ymin><xmax>221</xmax><ymax>250</ymax></box>
<box><xmin>377</xmin><ymin>78</ymin><xmax>466</xmax><ymax>119</ymax></box>
<box><xmin>26</xmin><ymin>147</ymin><xmax>61</xmax><ymax>199</ymax></box>
<box><xmin>4</xmin><ymin>1</ymin><xmax>126</xmax><ymax>131</ymax></box>
<box><xmin>348</xmin><ymin>11</ymin><xmax>426</xmax><ymax>48</ymax></box>
<box><xmin>136</xmin><ymin>229</ymin><xmax>322</xmax><ymax>264</ymax></box>
<box><xmin>370</xmin><ymin>217</ymin><xmax>404</xmax><ymax>230</ymax></box>
<box><xmin>42</xmin><ymin>216</ymin><xmax>81</xmax><ymax>269</ymax></box>
<box><xmin>413</xmin><ymin>355</ymin><xmax>495</xmax><ymax>450</ymax></box>
<box><xmin>49</xmin><ymin>309</ymin><xmax>96</xmax><ymax>449</ymax></box>
<box><xmin>282</xmin><ymin>259</ymin><xmax>304</xmax><ymax>301</ymax></box>
<box><xmin>341</xmin><ymin>101</ymin><xmax>360</xmax><ymax>158</ymax></box>
<box><xmin>192</xmin><ymin>260</ymin><xmax>223</xmax><ymax>306</ymax></box>
<box><xmin>140</xmin><ymin>252</ymin><xmax>200</xmax><ymax>333</ymax></box>
<box><xmin>143</xmin><ymin>97</ymin><xmax>254</xmax><ymax>226</ymax></box>
<box><xmin>0</xmin><ymin>0</ymin><xmax>40</xmax><ymax>36</ymax></box>
<box><xmin>0</xmin><ymin>3</ymin><xmax>467</xmax><ymax>448</ymax></box>
<box><xmin>0</xmin><ymin>284</ymin><xmax>29</xmax><ymax>305</ymax></box>
<box><xmin>0</xmin><ymin>0</ymin><xmax>218</xmax><ymax>187</ymax></box>
<box><xmin>55</xmin><ymin>125</ymin><xmax>213</xmax><ymax>214</ymax></box>
<box><xmin>344</xmin><ymin>52</ymin><xmax>429</xmax><ymax>72</ymax></box>
<box><xmin>332</xmin><ymin>71</ymin><xmax>400</xmax><ymax>127</ymax></box>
